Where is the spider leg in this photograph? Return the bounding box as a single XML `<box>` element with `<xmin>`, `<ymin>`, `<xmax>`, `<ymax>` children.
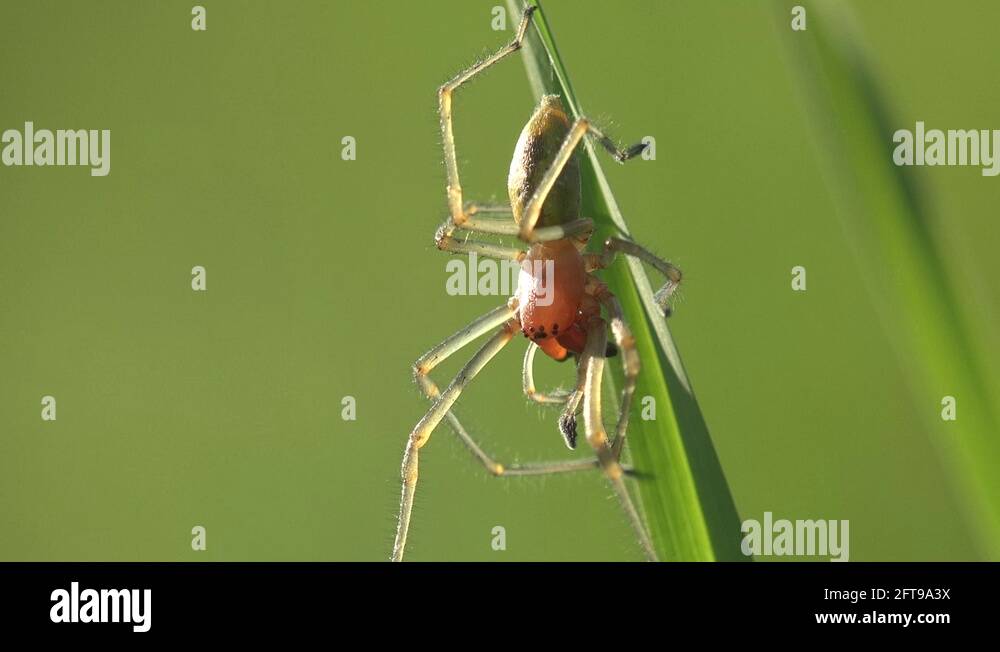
<box><xmin>547</xmin><ymin>295</ymin><xmax>605</xmax><ymax>450</ymax></box>
<box><xmin>518</xmin><ymin>119</ymin><xmax>646</xmax><ymax>243</ymax></box>
<box><xmin>589</xmin><ymin>280</ymin><xmax>640</xmax><ymax>461</ymax></box>
<box><xmin>434</xmin><ymin>6</ymin><xmax>596</xmax><ymax>250</ymax></box>
<box><xmin>580</xmin><ymin>316</ymin><xmax>658</xmax><ymax>561</ymax></box>
<box><xmin>396</xmin><ymin>303</ymin><xmax>615</xmax><ymax>562</ymax></box>
<box><xmin>414</xmin><ymin>306</ymin><xmax>607</xmax><ymax>477</ymax></box>
<box><xmin>463</xmin><ymin>203</ymin><xmax>512</xmax><ymax>215</ymax></box>
<box><xmin>453</xmin><ymin>216</ymin><xmax>593</xmax><ymax>241</ymax></box>
<box><xmin>586</xmin><ymin>237</ymin><xmax>683</xmax><ymax>316</ymax></box>
<box><xmin>520</xmin><ymin>330</ymin><xmax>589</xmax><ymax>450</ymax></box>
<box><xmin>462</xmin><ymin>203</ymin><xmax>593</xmax><ymax>237</ymax></box>
<box><xmin>434</xmin><ymin>214</ymin><xmax>593</xmax><ymax>260</ymax></box>
<box><xmin>524</xmin><ymin>327</ymin><xmax>629</xmax><ymax>459</ymax></box>
<box><xmin>394</xmin><ymin>320</ymin><xmax>516</xmax><ymax>562</ymax></box>
<box><xmin>522</xmin><ymin>342</ymin><xmax>572</xmax><ymax>405</ymax></box>
<box><xmin>439</xmin><ymin>6</ymin><xmax>536</xmax><ymax>227</ymax></box>
<box><xmin>434</xmin><ymin>228</ymin><xmax>526</xmax><ymax>261</ymax></box>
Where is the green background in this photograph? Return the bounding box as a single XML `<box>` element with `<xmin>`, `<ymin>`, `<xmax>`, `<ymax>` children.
<box><xmin>1</xmin><ymin>1</ymin><xmax>997</xmax><ymax>561</ymax></box>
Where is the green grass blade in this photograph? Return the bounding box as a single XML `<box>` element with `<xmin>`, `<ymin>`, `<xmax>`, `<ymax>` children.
<box><xmin>508</xmin><ymin>0</ymin><xmax>744</xmax><ymax>561</ymax></box>
<box><xmin>778</xmin><ymin>1</ymin><xmax>1000</xmax><ymax>556</ymax></box>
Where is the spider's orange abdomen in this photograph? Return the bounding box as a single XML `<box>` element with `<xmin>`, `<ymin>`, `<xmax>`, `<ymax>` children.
<box><xmin>515</xmin><ymin>239</ymin><xmax>586</xmax><ymax>358</ymax></box>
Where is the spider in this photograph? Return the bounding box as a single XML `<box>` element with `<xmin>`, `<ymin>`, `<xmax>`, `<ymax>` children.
<box><xmin>391</xmin><ymin>5</ymin><xmax>682</xmax><ymax>562</ymax></box>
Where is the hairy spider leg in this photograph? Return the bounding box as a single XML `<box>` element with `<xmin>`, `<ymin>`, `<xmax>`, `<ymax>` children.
<box><xmin>434</xmin><ymin>7</ymin><xmax>594</xmax><ymax>257</ymax></box>
<box><xmin>589</xmin><ymin>280</ymin><xmax>641</xmax><ymax>461</ymax></box>
<box><xmin>522</xmin><ymin>342</ymin><xmax>572</xmax><ymax>405</ymax></box>
<box><xmin>393</xmin><ymin>303</ymin><xmax>611</xmax><ymax>562</ymax></box>
<box><xmin>586</xmin><ymin>237</ymin><xmax>684</xmax><ymax>316</ymax></box>
<box><xmin>518</xmin><ymin>118</ymin><xmax>648</xmax><ymax>242</ymax></box>
<box><xmin>413</xmin><ymin>303</ymin><xmax>606</xmax><ymax>477</ymax></box>
<box><xmin>393</xmin><ymin>320</ymin><xmax>515</xmax><ymax>563</ymax></box>
<box><xmin>580</xmin><ymin>315</ymin><xmax>657</xmax><ymax>561</ymax></box>
<box><xmin>438</xmin><ymin>7</ymin><xmax>535</xmax><ymax>227</ymax></box>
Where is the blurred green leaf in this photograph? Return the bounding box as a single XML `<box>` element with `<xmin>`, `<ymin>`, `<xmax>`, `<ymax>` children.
<box><xmin>508</xmin><ymin>0</ymin><xmax>744</xmax><ymax>561</ymax></box>
<box><xmin>778</xmin><ymin>0</ymin><xmax>1000</xmax><ymax>557</ymax></box>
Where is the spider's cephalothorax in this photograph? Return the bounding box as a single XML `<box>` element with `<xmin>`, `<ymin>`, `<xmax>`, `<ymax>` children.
<box><xmin>392</xmin><ymin>5</ymin><xmax>683</xmax><ymax>563</ymax></box>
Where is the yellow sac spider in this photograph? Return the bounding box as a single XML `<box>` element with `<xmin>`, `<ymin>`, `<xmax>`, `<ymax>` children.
<box><xmin>392</xmin><ymin>6</ymin><xmax>682</xmax><ymax>562</ymax></box>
